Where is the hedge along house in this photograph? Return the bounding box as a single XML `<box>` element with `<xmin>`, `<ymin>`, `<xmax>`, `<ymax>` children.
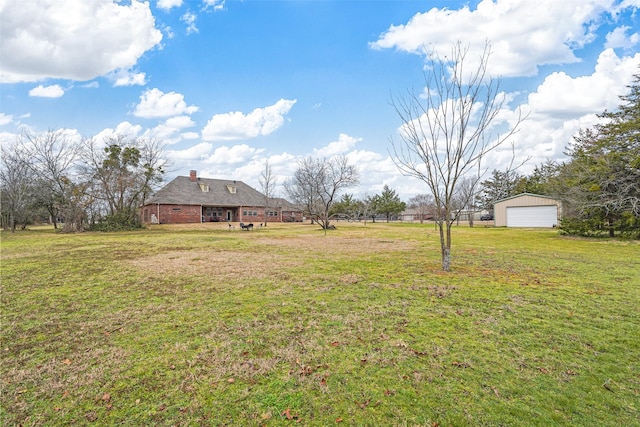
<box><xmin>140</xmin><ymin>170</ymin><xmax>303</xmax><ymax>224</ymax></box>
<box><xmin>494</xmin><ymin>193</ymin><xmax>565</xmax><ymax>228</ymax></box>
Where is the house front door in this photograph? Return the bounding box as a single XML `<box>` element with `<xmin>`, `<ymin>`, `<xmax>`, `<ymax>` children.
<box><xmin>227</xmin><ymin>210</ymin><xmax>232</xmax><ymax>221</ymax></box>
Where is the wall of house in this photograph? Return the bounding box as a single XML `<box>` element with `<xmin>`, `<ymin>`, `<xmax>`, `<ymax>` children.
<box><xmin>238</xmin><ymin>207</ymin><xmax>303</xmax><ymax>224</ymax></box>
<box><xmin>141</xmin><ymin>204</ymin><xmax>201</xmax><ymax>224</ymax></box>
<box><xmin>281</xmin><ymin>210</ymin><xmax>304</xmax><ymax>222</ymax></box>
<box><xmin>240</xmin><ymin>208</ymin><xmax>285</xmax><ymax>223</ymax></box>
<box><xmin>141</xmin><ymin>204</ymin><xmax>303</xmax><ymax>224</ymax></box>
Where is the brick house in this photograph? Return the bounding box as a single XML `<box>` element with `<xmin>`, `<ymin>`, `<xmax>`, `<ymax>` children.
<box><xmin>140</xmin><ymin>170</ymin><xmax>303</xmax><ymax>224</ymax></box>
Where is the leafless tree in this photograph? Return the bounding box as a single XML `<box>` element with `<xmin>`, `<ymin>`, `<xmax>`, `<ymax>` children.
<box><xmin>21</xmin><ymin>130</ymin><xmax>81</xmax><ymax>229</ymax></box>
<box><xmin>284</xmin><ymin>156</ymin><xmax>359</xmax><ymax>234</ymax></box>
<box><xmin>259</xmin><ymin>160</ymin><xmax>278</xmax><ymax>227</ymax></box>
<box><xmin>408</xmin><ymin>193</ymin><xmax>435</xmax><ymax>224</ymax></box>
<box><xmin>0</xmin><ymin>144</ymin><xmax>33</xmax><ymax>232</ymax></box>
<box><xmin>453</xmin><ymin>177</ymin><xmax>479</xmax><ymax>227</ymax></box>
<box><xmin>390</xmin><ymin>41</ymin><xmax>526</xmax><ymax>271</ymax></box>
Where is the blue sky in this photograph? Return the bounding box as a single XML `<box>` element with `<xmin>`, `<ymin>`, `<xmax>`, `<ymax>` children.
<box><xmin>1</xmin><ymin>0</ymin><xmax>640</xmax><ymax>199</ymax></box>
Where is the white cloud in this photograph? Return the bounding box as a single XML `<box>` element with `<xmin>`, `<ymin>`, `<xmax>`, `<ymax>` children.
<box><xmin>157</xmin><ymin>0</ymin><xmax>183</xmax><ymax>11</ymax></box>
<box><xmin>605</xmin><ymin>26</ymin><xmax>640</xmax><ymax>49</ymax></box>
<box><xmin>313</xmin><ymin>133</ymin><xmax>361</xmax><ymax>157</ymax></box>
<box><xmin>167</xmin><ymin>142</ymin><xmax>213</xmax><ymax>160</ymax></box>
<box><xmin>527</xmin><ymin>49</ymin><xmax>640</xmax><ymax>118</ymax></box>
<box><xmin>0</xmin><ymin>0</ymin><xmax>162</xmax><ymax>83</ymax></box>
<box><xmin>370</xmin><ymin>0</ymin><xmax>621</xmax><ymax>77</ymax></box>
<box><xmin>133</xmin><ymin>88</ymin><xmax>199</xmax><ymax>118</ymax></box>
<box><xmin>201</xmin><ymin>99</ymin><xmax>297</xmax><ymax>141</ymax></box>
<box><xmin>29</xmin><ymin>84</ymin><xmax>65</xmax><ymax>98</ymax></box>
<box><xmin>142</xmin><ymin>116</ymin><xmax>196</xmax><ymax>145</ymax></box>
<box><xmin>93</xmin><ymin>122</ymin><xmax>143</xmax><ymax>144</ymax></box>
<box><xmin>143</xmin><ymin>125</ymin><xmax>180</xmax><ymax>144</ymax></box>
<box><xmin>204</xmin><ymin>144</ymin><xmax>263</xmax><ymax>165</ymax></box>
<box><xmin>168</xmin><ymin>143</ymin><xmax>262</xmax><ymax>173</ymax></box>
<box><xmin>0</xmin><ymin>113</ymin><xmax>14</xmax><ymax>126</ymax></box>
<box><xmin>181</xmin><ymin>12</ymin><xmax>198</xmax><ymax>35</ymax></box>
<box><xmin>165</xmin><ymin>116</ymin><xmax>196</xmax><ymax>129</ymax></box>
<box><xmin>160</xmin><ymin>24</ymin><xmax>175</xmax><ymax>40</ymax></box>
<box><xmin>109</xmin><ymin>69</ymin><xmax>148</xmax><ymax>87</ymax></box>
<box><xmin>484</xmin><ymin>49</ymin><xmax>640</xmax><ymax>172</ymax></box>
<box><xmin>181</xmin><ymin>131</ymin><xmax>200</xmax><ymax>140</ymax></box>
<box><xmin>203</xmin><ymin>0</ymin><xmax>225</xmax><ymax>12</ymax></box>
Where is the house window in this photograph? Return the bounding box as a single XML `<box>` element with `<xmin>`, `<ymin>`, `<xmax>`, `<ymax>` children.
<box><xmin>226</xmin><ymin>185</ymin><xmax>236</xmax><ymax>194</ymax></box>
<box><xmin>199</xmin><ymin>183</ymin><xmax>209</xmax><ymax>192</ymax></box>
<box><xmin>172</xmin><ymin>207</ymin><xmax>181</xmax><ymax>211</ymax></box>
<box><xmin>205</xmin><ymin>207</ymin><xmax>223</xmax><ymax>217</ymax></box>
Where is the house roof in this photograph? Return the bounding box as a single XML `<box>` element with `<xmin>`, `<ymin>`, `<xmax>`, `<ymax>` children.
<box><xmin>271</xmin><ymin>197</ymin><xmax>301</xmax><ymax>211</ymax></box>
<box><xmin>144</xmin><ymin>175</ymin><xmax>301</xmax><ymax>210</ymax></box>
<box><xmin>145</xmin><ymin>176</ymin><xmax>268</xmax><ymax>207</ymax></box>
<box><xmin>494</xmin><ymin>192</ymin><xmax>562</xmax><ymax>204</ymax></box>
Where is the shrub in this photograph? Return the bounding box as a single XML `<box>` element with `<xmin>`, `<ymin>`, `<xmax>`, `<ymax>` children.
<box><xmin>89</xmin><ymin>212</ymin><xmax>143</xmax><ymax>232</ymax></box>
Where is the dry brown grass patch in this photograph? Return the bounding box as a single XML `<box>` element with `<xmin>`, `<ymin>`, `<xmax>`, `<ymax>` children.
<box><xmin>254</xmin><ymin>236</ymin><xmax>417</xmax><ymax>255</ymax></box>
<box><xmin>128</xmin><ymin>250</ymin><xmax>303</xmax><ymax>279</ymax></box>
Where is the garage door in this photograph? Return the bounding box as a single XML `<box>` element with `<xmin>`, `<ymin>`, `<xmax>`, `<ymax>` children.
<box><xmin>506</xmin><ymin>205</ymin><xmax>558</xmax><ymax>227</ymax></box>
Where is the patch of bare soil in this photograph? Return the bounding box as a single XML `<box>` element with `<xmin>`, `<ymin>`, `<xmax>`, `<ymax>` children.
<box><xmin>128</xmin><ymin>250</ymin><xmax>301</xmax><ymax>279</ymax></box>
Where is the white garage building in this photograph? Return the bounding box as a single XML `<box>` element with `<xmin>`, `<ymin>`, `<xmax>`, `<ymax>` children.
<box><xmin>494</xmin><ymin>193</ymin><xmax>564</xmax><ymax>228</ymax></box>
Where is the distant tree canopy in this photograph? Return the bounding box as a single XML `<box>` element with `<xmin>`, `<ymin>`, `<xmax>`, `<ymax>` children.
<box><xmin>372</xmin><ymin>185</ymin><xmax>406</xmax><ymax>222</ymax></box>
<box><xmin>0</xmin><ymin>131</ymin><xmax>167</xmax><ymax>232</ymax></box>
<box><xmin>284</xmin><ymin>156</ymin><xmax>359</xmax><ymax>233</ymax></box>
<box><xmin>84</xmin><ymin>136</ymin><xmax>166</xmax><ymax>231</ymax></box>
<box><xmin>558</xmin><ymin>72</ymin><xmax>640</xmax><ymax>237</ymax></box>
<box><xmin>330</xmin><ymin>193</ymin><xmax>364</xmax><ymax>220</ymax></box>
<box><xmin>477</xmin><ymin>169</ymin><xmax>523</xmax><ymax>212</ymax></box>
<box><xmin>407</xmin><ymin>194</ymin><xmax>435</xmax><ymax>224</ymax></box>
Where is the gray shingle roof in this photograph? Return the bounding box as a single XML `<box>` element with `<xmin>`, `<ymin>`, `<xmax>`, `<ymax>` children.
<box><xmin>145</xmin><ymin>176</ymin><xmax>267</xmax><ymax>207</ymax></box>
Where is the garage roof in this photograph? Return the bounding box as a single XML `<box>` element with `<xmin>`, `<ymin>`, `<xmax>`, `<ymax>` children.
<box><xmin>495</xmin><ymin>192</ymin><xmax>562</xmax><ymax>204</ymax></box>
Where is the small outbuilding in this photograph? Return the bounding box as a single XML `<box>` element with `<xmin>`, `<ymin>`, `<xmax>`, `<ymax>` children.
<box><xmin>494</xmin><ymin>193</ymin><xmax>564</xmax><ymax>228</ymax></box>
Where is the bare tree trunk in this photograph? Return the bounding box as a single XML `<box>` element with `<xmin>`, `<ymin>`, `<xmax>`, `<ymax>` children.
<box><xmin>442</xmin><ymin>247</ymin><xmax>451</xmax><ymax>272</ymax></box>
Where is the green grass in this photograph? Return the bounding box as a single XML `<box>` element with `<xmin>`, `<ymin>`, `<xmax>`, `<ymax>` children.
<box><xmin>1</xmin><ymin>222</ymin><xmax>638</xmax><ymax>426</ymax></box>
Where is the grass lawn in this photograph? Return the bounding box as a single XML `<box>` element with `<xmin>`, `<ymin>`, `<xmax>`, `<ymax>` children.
<box><xmin>1</xmin><ymin>222</ymin><xmax>638</xmax><ymax>426</ymax></box>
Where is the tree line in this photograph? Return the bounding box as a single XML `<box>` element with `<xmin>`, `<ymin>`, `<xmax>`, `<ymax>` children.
<box><xmin>0</xmin><ymin>133</ymin><xmax>166</xmax><ymax>232</ymax></box>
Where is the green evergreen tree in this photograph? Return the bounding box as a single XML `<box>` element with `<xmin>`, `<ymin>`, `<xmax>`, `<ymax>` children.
<box><xmin>561</xmin><ymin>72</ymin><xmax>640</xmax><ymax>238</ymax></box>
<box><xmin>374</xmin><ymin>185</ymin><xmax>406</xmax><ymax>222</ymax></box>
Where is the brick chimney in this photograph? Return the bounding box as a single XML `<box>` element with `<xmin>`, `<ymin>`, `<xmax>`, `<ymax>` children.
<box><xmin>189</xmin><ymin>170</ymin><xmax>197</xmax><ymax>182</ymax></box>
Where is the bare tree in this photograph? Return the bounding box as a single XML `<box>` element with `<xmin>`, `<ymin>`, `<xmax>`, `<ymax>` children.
<box><xmin>0</xmin><ymin>145</ymin><xmax>33</xmax><ymax>232</ymax></box>
<box><xmin>390</xmin><ymin>41</ymin><xmax>526</xmax><ymax>271</ymax></box>
<box><xmin>284</xmin><ymin>156</ymin><xmax>359</xmax><ymax>234</ymax></box>
<box><xmin>259</xmin><ymin>160</ymin><xmax>278</xmax><ymax>227</ymax></box>
<box><xmin>21</xmin><ymin>130</ymin><xmax>81</xmax><ymax>229</ymax></box>
<box><xmin>453</xmin><ymin>177</ymin><xmax>479</xmax><ymax>227</ymax></box>
<box><xmin>408</xmin><ymin>193</ymin><xmax>434</xmax><ymax>223</ymax></box>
